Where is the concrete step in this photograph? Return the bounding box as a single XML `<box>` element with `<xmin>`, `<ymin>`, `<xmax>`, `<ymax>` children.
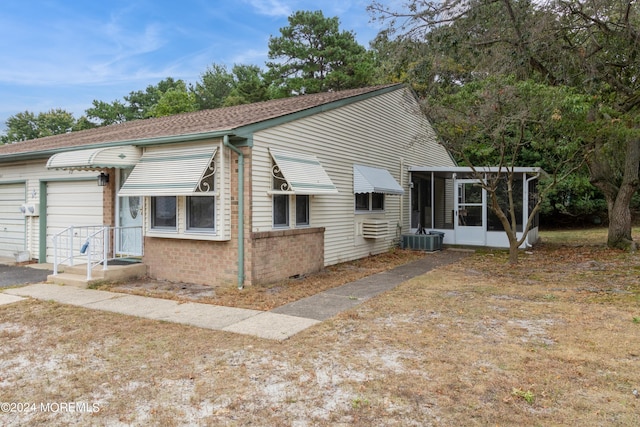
<box><xmin>47</xmin><ymin>263</ymin><xmax>147</xmax><ymax>288</ymax></box>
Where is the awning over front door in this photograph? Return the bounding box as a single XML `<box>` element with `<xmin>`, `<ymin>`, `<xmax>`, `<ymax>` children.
<box><xmin>118</xmin><ymin>145</ymin><xmax>217</xmax><ymax>196</ymax></box>
<box><xmin>269</xmin><ymin>148</ymin><xmax>338</xmax><ymax>194</ymax></box>
<box><xmin>46</xmin><ymin>146</ymin><xmax>141</xmax><ymax>170</ymax></box>
<box><xmin>353</xmin><ymin>164</ymin><xmax>404</xmax><ymax>195</ymax></box>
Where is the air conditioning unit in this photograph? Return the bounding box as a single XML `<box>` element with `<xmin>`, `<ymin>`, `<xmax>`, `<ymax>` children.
<box><xmin>361</xmin><ymin>220</ymin><xmax>388</xmax><ymax>239</ymax></box>
<box><xmin>402</xmin><ymin>232</ymin><xmax>444</xmax><ymax>251</ymax></box>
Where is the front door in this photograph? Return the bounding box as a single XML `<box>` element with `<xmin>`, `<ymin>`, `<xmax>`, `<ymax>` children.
<box><xmin>455</xmin><ymin>179</ymin><xmax>485</xmax><ymax>245</ymax></box>
<box><xmin>116</xmin><ymin>169</ymin><xmax>143</xmax><ymax>256</ymax></box>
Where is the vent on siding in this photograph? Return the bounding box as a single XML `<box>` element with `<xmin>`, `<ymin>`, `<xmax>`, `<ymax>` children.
<box><xmin>362</xmin><ymin>220</ymin><xmax>388</xmax><ymax>239</ymax></box>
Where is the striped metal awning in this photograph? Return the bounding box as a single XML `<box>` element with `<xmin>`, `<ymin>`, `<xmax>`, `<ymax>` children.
<box><xmin>353</xmin><ymin>164</ymin><xmax>404</xmax><ymax>195</ymax></box>
<box><xmin>46</xmin><ymin>146</ymin><xmax>141</xmax><ymax>170</ymax></box>
<box><xmin>118</xmin><ymin>145</ymin><xmax>217</xmax><ymax>196</ymax></box>
<box><xmin>269</xmin><ymin>149</ymin><xmax>338</xmax><ymax>194</ymax></box>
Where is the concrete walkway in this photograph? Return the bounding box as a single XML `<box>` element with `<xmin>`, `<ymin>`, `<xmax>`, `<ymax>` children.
<box><xmin>1</xmin><ymin>251</ymin><xmax>469</xmax><ymax>340</ymax></box>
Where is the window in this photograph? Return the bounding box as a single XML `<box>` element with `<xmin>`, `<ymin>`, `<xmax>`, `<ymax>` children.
<box><xmin>187</xmin><ymin>196</ymin><xmax>215</xmax><ymax>231</ymax></box>
<box><xmin>372</xmin><ymin>193</ymin><xmax>384</xmax><ymax>211</ymax></box>
<box><xmin>151</xmin><ymin>196</ymin><xmax>177</xmax><ymax>230</ymax></box>
<box><xmin>355</xmin><ymin>193</ymin><xmax>369</xmax><ymax>211</ymax></box>
<box><xmin>355</xmin><ymin>193</ymin><xmax>385</xmax><ymax>212</ymax></box>
<box><xmin>273</xmin><ymin>194</ymin><xmax>289</xmax><ymax>227</ymax></box>
<box><xmin>296</xmin><ymin>195</ymin><xmax>309</xmax><ymax>226</ymax></box>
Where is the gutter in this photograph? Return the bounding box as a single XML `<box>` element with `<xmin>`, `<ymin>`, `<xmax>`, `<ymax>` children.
<box><xmin>223</xmin><ymin>135</ymin><xmax>245</xmax><ymax>289</ymax></box>
<box><xmin>0</xmin><ymin>130</ymin><xmax>235</xmax><ymax>164</ymax></box>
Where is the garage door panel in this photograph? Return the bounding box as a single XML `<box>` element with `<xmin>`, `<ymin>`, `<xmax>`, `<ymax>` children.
<box><xmin>46</xmin><ymin>181</ymin><xmax>104</xmax><ymax>263</ymax></box>
<box><xmin>0</xmin><ymin>183</ymin><xmax>26</xmax><ymax>258</ymax></box>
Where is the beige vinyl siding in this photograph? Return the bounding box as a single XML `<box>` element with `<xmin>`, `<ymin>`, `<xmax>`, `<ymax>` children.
<box><xmin>219</xmin><ymin>139</ymin><xmax>232</xmax><ymax>240</ymax></box>
<box><xmin>0</xmin><ymin>182</ymin><xmax>26</xmax><ymax>258</ymax></box>
<box><xmin>0</xmin><ymin>159</ymin><xmax>100</xmax><ymax>260</ymax></box>
<box><xmin>251</xmin><ymin>87</ymin><xmax>455</xmax><ymax>266</ymax></box>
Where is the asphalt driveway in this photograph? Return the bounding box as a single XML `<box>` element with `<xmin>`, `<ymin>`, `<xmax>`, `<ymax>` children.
<box><xmin>0</xmin><ymin>264</ymin><xmax>51</xmax><ymax>288</ymax></box>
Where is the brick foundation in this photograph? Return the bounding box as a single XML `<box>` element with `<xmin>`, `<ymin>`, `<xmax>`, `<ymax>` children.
<box><xmin>143</xmin><ymin>237</ymin><xmax>239</xmax><ymax>286</ymax></box>
<box><xmin>250</xmin><ymin>227</ymin><xmax>325</xmax><ymax>285</ymax></box>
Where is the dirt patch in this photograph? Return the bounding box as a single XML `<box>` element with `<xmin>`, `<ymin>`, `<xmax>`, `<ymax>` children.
<box><xmin>1</xmin><ymin>232</ymin><xmax>640</xmax><ymax>425</ymax></box>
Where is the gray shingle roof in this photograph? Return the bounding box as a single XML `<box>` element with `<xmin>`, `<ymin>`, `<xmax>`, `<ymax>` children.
<box><xmin>0</xmin><ymin>84</ymin><xmax>401</xmax><ymax>158</ymax></box>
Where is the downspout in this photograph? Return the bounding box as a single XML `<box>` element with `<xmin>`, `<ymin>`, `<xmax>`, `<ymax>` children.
<box><xmin>223</xmin><ymin>135</ymin><xmax>245</xmax><ymax>289</ymax></box>
<box><xmin>399</xmin><ymin>158</ymin><xmax>404</xmax><ymax>238</ymax></box>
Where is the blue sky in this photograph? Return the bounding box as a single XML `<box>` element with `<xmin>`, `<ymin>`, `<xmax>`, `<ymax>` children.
<box><xmin>0</xmin><ymin>0</ymin><xmax>385</xmax><ymax>130</ymax></box>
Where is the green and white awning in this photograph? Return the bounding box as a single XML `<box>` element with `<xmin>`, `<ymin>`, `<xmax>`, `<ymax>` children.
<box><xmin>353</xmin><ymin>164</ymin><xmax>404</xmax><ymax>195</ymax></box>
<box><xmin>269</xmin><ymin>149</ymin><xmax>338</xmax><ymax>194</ymax></box>
<box><xmin>118</xmin><ymin>145</ymin><xmax>217</xmax><ymax>196</ymax></box>
<box><xmin>46</xmin><ymin>146</ymin><xmax>141</xmax><ymax>170</ymax></box>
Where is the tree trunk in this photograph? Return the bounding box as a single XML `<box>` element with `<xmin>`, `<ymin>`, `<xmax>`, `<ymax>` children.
<box><xmin>607</xmin><ymin>197</ymin><xmax>636</xmax><ymax>250</ymax></box>
<box><xmin>508</xmin><ymin>241</ymin><xmax>520</xmax><ymax>264</ymax></box>
<box><xmin>589</xmin><ymin>136</ymin><xmax>640</xmax><ymax>251</ymax></box>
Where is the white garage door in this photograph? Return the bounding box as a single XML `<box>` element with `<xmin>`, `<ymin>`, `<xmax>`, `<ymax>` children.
<box><xmin>0</xmin><ymin>183</ymin><xmax>26</xmax><ymax>258</ymax></box>
<box><xmin>46</xmin><ymin>180</ymin><xmax>104</xmax><ymax>263</ymax></box>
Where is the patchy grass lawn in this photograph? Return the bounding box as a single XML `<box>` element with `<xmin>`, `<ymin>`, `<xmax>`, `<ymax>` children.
<box><xmin>1</xmin><ymin>227</ymin><xmax>639</xmax><ymax>426</ymax></box>
<box><xmin>101</xmin><ymin>248</ymin><xmax>428</xmax><ymax>311</ymax></box>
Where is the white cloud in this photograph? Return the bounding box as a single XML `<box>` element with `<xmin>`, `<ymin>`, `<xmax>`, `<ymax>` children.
<box><xmin>243</xmin><ymin>0</ymin><xmax>292</xmax><ymax>17</ymax></box>
<box><xmin>229</xmin><ymin>49</ymin><xmax>270</xmax><ymax>67</ymax></box>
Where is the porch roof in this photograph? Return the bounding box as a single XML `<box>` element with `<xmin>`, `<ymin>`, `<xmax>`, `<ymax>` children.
<box><xmin>409</xmin><ymin>166</ymin><xmax>545</xmax><ymax>178</ymax></box>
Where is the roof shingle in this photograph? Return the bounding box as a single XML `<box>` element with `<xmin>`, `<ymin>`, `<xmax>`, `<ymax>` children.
<box><xmin>0</xmin><ymin>84</ymin><xmax>400</xmax><ymax>158</ymax></box>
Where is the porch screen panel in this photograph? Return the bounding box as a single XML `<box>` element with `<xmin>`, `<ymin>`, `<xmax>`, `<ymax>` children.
<box><xmin>118</xmin><ymin>146</ymin><xmax>217</xmax><ymax>196</ymax></box>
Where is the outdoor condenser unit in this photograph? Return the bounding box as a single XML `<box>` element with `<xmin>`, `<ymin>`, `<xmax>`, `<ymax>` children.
<box><xmin>401</xmin><ymin>231</ymin><xmax>444</xmax><ymax>251</ymax></box>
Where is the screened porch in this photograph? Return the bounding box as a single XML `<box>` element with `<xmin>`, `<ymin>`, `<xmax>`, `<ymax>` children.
<box><xmin>408</xmin><ymin>167</ymin><xmax>543</xmax><ymax>249</ymax></box>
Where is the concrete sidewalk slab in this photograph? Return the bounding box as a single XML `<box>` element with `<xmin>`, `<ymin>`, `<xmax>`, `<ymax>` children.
<box><xmin>84</xmin><ymin>294</ymin><xmax>184</xmax><ymax>318</ymax></box>
<box><xmin>270</xmin><ymin>292</ymin><xmax>363</xmax><ymax>321</ymax></box>
<box><xmin>5</xmin><ymin>283</ymin><xmax>118</xmax><ymax>305</ymax></box>
<box><xmin>328</xmin><ymin>273</ymin><xmax>403</xmax><ymax>298</ymax></box>
<box><xmin>2</xmin><ymin>283</ymin><xmax>315</xmax><ymax>341</ymax></box>
<box><xmin>0</xmin><ymin>293</ymin><xmax>24</xmax><ymax>306</ymax></box>
<box><xmin>223</xmin><ymin>312</ymin><xmax>320</xmax><ymax>340</ymax></box>
<box><xmin>162</xmin><ymin>302</ymin><xmax>261</xmax><ymax>330</ymax></box>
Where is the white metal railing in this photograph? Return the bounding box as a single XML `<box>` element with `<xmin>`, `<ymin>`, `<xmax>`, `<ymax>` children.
<box><xmin>52</xmin><ymin>225</ymin><xmax>143</xmax><ymax>280</ymax></box>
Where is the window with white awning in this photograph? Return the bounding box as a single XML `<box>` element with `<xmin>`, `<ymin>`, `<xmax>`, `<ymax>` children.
<box><xmin>353</xmin><ymin>164</ymin><xmax>404</xmax><ymax>195</ymax></box>
<box><xmin>269</xmin><ymin>149</ymin><xmax>338</xmax><ymax>195</ymax></box>
<box><xmin>118</xmin><ymin>146</ymin><xmax>217</xmax><ymax>197</ymax></box>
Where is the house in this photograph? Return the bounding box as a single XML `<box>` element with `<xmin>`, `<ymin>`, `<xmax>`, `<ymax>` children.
<box><xmin>0</xmin><ymin>84</ymin><xmax>540</xmax><ymax>287</ymax></box>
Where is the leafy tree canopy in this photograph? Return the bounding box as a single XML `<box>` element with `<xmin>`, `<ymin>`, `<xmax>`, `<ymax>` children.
<box><xmin>266</xmin><ymin>10</ymin><xmax>375</xmax><ymax>96</ymax></box>
<box><xmin>369</xmin><ymin>0</ymin><xmax>640</xmax><ymax>249</ymax></box>
<box><xmin>1</xmin><ymin>109</ymin><xmax>95</xmax><ymax>144</ymax></box>
<box><xmin>147</xmin><ymin>81</ymin><xmax>198</xmax><ymax>118</ymax></box>
<box><xmin>86</xmin><ymin>78</ymin><xmax>188</xmax><ymax>125</ymax></box>
<box><xmin>192</xmin><ymin>63</ymin><xmax>235</xmax><ymax>110</ymax></box>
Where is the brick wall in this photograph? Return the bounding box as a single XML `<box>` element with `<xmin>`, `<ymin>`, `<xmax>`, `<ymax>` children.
<box><xmin>249</xmin><ymin>227</ymin><xmax>325</xmax><ymax>285</ymax></box>
<box><xmin>143</xmin><ymin>237</ymin><xmax>239</xmax><ymax>286</ymax></box>
<box><xmin>102</xmin><ymin>168</ymin><xmax>115</xmax><ymax>227</ymax></box>
<box><xmin>102</xmin><ymin>168</ymin><xmax>116</xmax><ymax>258</ymax></box>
